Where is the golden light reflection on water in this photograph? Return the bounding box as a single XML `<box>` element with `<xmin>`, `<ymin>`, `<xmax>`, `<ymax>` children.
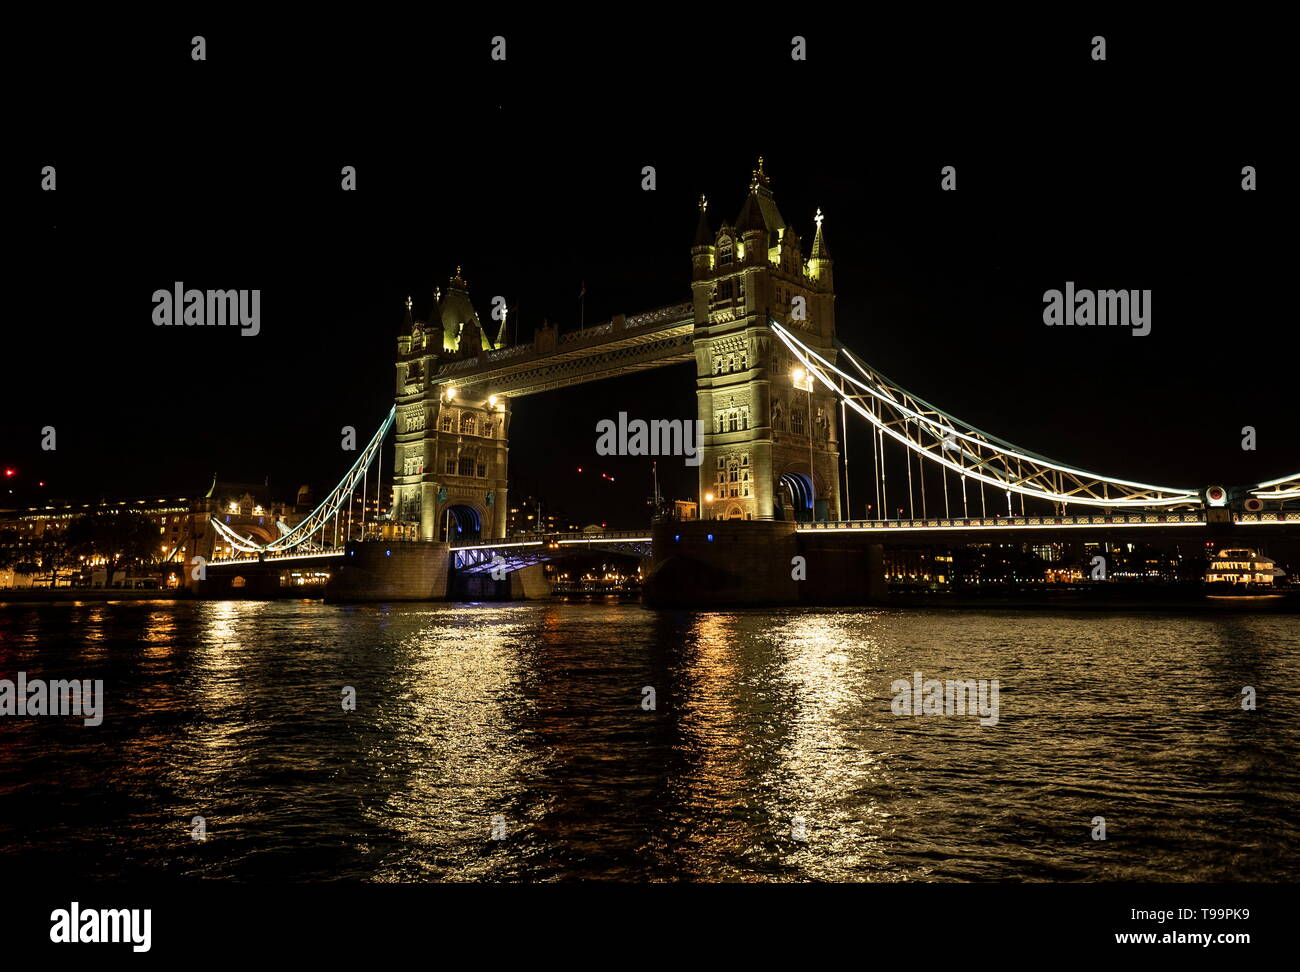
<box><xmin>141</xmin><ymin>610</ymin><xmax>177</xmax><ymax>658</ymax></box>
<box><xmin>758</xmin><ymin>610</ymin><xmax>898</xmax><ymax>879</ymax></box>
<box><xmin>8</xmin><ymin>601</ymin><xmax>1294</xmax><ymax>882</ymax></box>
<box><xmin>182</xmin><ymin>601</ymin><xmax>273</xmax><ymax>769</ymax></box>
<box><xmin>77</xmin><ymin>605</ymin><xmax>109</xmax><ymax>660</ymax></box>
<box><xmin>665</xmin><ymin>610</ymin><xmax>906</xmax><ymax>880</ymax></box>
<box><xmin>369</xmin><ymin>605</ymin><xmax>540</xmax><ymax>879</ymax></box>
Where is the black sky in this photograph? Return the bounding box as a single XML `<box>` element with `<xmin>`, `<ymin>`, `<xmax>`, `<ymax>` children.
<box><xmin>6</xmin><ymin>16</ymin><xmax>1294</xmax><ymax>527</ymax></box>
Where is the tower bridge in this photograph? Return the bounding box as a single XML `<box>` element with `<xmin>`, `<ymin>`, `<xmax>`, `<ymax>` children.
<box><xmin>199</xmin><ymin>159</ymin><xmax>1299</xmax><ymax>604</ymax></box>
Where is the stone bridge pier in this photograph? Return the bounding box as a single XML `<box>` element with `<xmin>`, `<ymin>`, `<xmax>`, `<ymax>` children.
<box><xmin>642</xmin><ymin>520</ymin><xmax>885</xmax><ymax>607</ymax></box>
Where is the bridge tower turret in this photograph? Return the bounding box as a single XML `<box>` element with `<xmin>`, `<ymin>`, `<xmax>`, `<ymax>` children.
<box><xmin>691</xmin><ymin>159</ymin><xmax>841</xmax><ymax>522</ymax></box>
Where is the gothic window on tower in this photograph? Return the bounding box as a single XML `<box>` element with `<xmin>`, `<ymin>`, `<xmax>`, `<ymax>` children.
<box><xmin>458</xmin><ymin>456</ymin><xmax>475</xmax><ymax>477</ymax></box>
<box><xmin>461</xmin><ymin>413</ymin><xmax>476</xmax><ymax>435</ymax></box>
<box><xmin>445</xmin><ymin>457</ymin><xmax>456</xmax><ymax>475</ymax></box>
<box><xmin>441</xmin><ymin>411</ymin><xmax>455</xmax><ymax>432</ymax></box>
<box><xmin>792</xmin><ymin>409</ymin><xmax>805</xmax><ymax>436</ymax></box>
<box><xmin>719</xmin><ymin>238</ymin><xmax>734</xmax><ymax>266</ymax></box>
<box><xmin>476</xmin><ymin>461</ymin><xmax>487</xmax><ymax>478</ymax></box>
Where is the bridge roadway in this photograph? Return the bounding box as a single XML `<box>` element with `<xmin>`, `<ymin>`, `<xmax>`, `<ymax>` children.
<box><xmin>204</xmin><ymin>510</ymin><xmax>1300</xmax><ymax>574</ymax></box>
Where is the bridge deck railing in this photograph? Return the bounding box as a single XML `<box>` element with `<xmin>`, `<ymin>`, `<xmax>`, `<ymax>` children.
<box><xmin>1236</xmin><ymin>511</ymin><xmax>1300</xmax><ymax>524</ymax></box>
<box><xmin>799</xmin><ymin>512</ymin><xmax>1209</xmax><ymax>531</ymax></box>
<box><xmin>209</xmin><ymin>550</ymin><xmax>346</xmax><ymax>567</ymax></box>
<box><xmin>453</xmin><ymin>531</ymin><xmax>651</xmax><ymax>550</ymax></box>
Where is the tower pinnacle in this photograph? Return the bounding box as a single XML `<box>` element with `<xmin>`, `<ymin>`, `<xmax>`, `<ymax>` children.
<box><xmin>810</xmin><ymin>208</ymin><xmax>832</xmax><ymax>284</ymax></box>
<box><xmin>694</xmin><ymin>193</ymin><xmax>714</xmax><ymax>249</ymax></box>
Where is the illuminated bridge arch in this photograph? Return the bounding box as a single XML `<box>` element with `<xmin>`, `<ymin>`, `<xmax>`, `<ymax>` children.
<box><xmin>777</xmin><ymin>472</ymin><xmax>814</xmax><ymax>522</ymax></box>
<box><xmin>441</xmin><ymin>504</ymin><xmax>483</xmax><ymax>543</ymax></box>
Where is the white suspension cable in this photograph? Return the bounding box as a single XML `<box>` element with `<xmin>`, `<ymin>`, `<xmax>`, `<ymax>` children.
<box><xmin>771</xmin><ymin>322</ymin><xmax>1200</xmax><ymax>509</ymax></box>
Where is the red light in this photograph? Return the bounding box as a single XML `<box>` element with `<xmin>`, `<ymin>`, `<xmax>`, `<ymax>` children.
<box><xmin>577</xmin><ymin>467</ymin><xmax>583</xmax><ymax>473</ymax></box>
<box><xmin>3</xmin><ymin>468</ymin><xmax>14</xmax><ymax>478</ymax></box>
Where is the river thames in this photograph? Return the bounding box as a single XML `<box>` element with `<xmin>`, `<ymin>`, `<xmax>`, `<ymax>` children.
<box><xmin>1</xmin><ymin>600</ymin><xmax>1296</xmax><ymax>882</ymax></box>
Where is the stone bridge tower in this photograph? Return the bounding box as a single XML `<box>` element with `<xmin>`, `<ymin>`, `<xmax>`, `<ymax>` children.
<box><xmin>393</xmin><ymin>270</ymin><xmax>510</xmax><ymax>542</ymax></box>
<box><xmin>691</xmin><ymin>159</ymin><xmax>841</xmax><ymax>522</ymax></box>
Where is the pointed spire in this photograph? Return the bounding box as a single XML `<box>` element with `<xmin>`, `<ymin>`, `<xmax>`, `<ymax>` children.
<box><xmin>811</xmin><ymin>209</ymin><xmax>830</xmax><ymax>259</ymax></box>
<box><xmin>693</xmin><ymin>193</ymin><xmax>714</xmax><ymax>248</ymax></box>
<box><xmin>809</xmin><ymin>208</ymin><xmax>833</xmax><ymax>285</ymax></box>
<box><xmin>737</xmin><ymin>156</ymin><xmax>784</xmax><ymax>237</ymax></box>
<box><xmin>403</xmin><ymin>295</ymin><xmax>414</xmax><ymax>329</ymax></box>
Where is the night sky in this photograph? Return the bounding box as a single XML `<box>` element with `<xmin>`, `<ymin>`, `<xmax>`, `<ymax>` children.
<box><xmin>7</xmin><ymin>17</ymin><xmax>1293</xmax><ymax>528</ymax></box>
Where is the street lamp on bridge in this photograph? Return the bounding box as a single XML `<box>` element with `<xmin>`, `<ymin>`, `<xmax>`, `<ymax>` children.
<box><xmin>792</xmin><ymin>365</ymin><xmax>815</xmax><ymax>521</ymax></box>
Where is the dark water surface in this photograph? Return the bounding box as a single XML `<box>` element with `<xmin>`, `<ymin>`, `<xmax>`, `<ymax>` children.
<box><xmin>1</xmin><ymin>600</ymin><xmax>1297</xmax><ymax>882</ymax></box>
